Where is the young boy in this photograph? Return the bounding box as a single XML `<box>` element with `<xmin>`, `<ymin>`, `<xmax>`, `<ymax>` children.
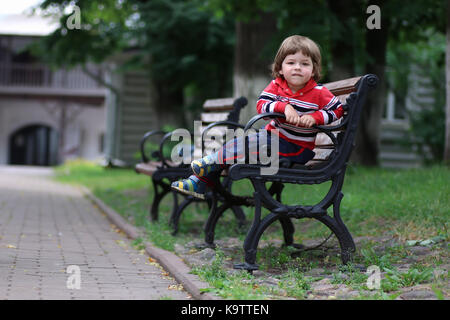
<box><xmin>172</xmin><ymin>35</ymin><xmax>344</xmax><ymax>199</ymax></box>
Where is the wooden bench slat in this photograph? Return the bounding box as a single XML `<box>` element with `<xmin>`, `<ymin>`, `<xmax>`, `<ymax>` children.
<box><xmin>201</xmin><ymin>112</ymin><xmax>229</xmax><ymax>123</ymax></box>
<box><xmin>135</xmin><ymin>162</ymin><xmax>160</xmax><ymax>175</ymax></box>
<box><xmin>336</xmin><ymin>93</ymin><xmax>350</xmax><ymax>104</ymax></box>
<box><xmin>135</xmin><ymin>160</ymin><xmax>176</xmax><ymax>176</ymax></box>
<box><xmin>203</xmin><ymin>97</ymin><xmax>235</xmax><ymax>111</ymax></box>
<box><xmin>324</xmin><ymin>76</ymin><xmax>361</xmax><ymax>96</ymax></box>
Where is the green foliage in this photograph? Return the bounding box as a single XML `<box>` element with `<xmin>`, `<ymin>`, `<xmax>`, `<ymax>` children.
<box><xmin>386</xmin><ymin>28</ymin><xmax>446</xmax><ymax>163</ymax></box>
<box><xmin>382</xmin><ymin>267</ymin><xmax>434</xmax><ymax>290</ymax></box>
<box><xmin>135</xmin><ymin>0</ymin><xmax>235</xmax><ymax>106</ymax></box>
<box><xmin>332</xmin><ymin>264</ymin><xmax>369</xmax><ymax>289</ymax></box>
<box><xmin>278</xmin><ymin>268</ymin><xmax>312</xmax><ymax>299</ymax></box>
<box><xmin>32</xmin><ymin>0</ymin><xmax>135</xmax><ymax>67</ymax></box>
<box><xmin>32</xmin><ymin>0</ymin><xmax>235</xmax><ymax>114</ymax></box>
<box><xmin>360</xmin><ymin>247</ymin><xmax>394</xmax><ymax>270</ymax></box>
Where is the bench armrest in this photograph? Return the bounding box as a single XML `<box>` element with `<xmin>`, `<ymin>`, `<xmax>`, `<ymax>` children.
<box><xmin>139</xmin><ymin>130</ymin><xmax>166</xmax><ymax>163</ymax></box>
<box><xmin>243</xmin><ymin>112</ymin><xmax>347</xmax><ymax>132</ymax></box>
<box><xmin>243</xmin><ymin>112</ymin><xmax>347</xmax><ymax>149</ymax></box>
<box><xmin>158</xmin><ymin>131</ymin><xmax>194</xmax><ymax>168</ymax></box>
<box><xmin>201</xmin><ymin>120</ymin><xmax>246</xmax><ymax>153</ymax></box>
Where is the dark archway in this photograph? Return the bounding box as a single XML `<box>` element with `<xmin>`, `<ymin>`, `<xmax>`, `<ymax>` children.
<box><xmin>9</xmin><ymin>125</ymin><xmax>59</xmax><ymax>166</ymax></box>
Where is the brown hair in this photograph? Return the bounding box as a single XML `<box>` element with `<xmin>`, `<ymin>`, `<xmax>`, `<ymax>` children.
<box><xmin>271</xmin><ymin>35</ymin><xmax>322</xmax><ymax>81</ymax></box>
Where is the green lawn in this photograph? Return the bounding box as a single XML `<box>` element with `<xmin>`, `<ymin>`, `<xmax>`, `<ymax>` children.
<box><xmin>55</xmin><ymin>160</ymin><xmax>449</xmax><ymax>244</ymax></box>
<box><xmin>54</xmin><ymin>160</ymin><xmax>449</xmax><ymax>299</ymax></box>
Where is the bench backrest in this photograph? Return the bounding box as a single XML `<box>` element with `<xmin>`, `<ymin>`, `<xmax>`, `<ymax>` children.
<box><xmin>305</xmin><ymin>76</ymin><xmax>363</xmax><ymax>167</ymax></box>
<box><xmin>193</xmin><ymin>97</ymin><xmax>247</xmax><ymax>159</ymax></box>
<box><xmin>226</xmin><ymin>74</ymin><xmax>378</xmax><ymax>185</ymax></box>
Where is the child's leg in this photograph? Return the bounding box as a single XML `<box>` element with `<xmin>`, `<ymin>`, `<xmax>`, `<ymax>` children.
<box><xmin>171</xmin><ymin>137</ymin><xmax>244</xmax><ymax>199</ymax></box>
<box><xmin>191</xmin><ymin>153</ymin><xmax>222</xmax><ymax>177</ymax></box>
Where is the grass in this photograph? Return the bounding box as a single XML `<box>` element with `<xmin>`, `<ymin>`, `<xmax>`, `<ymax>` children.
<box><xmin>53</xmin><ymin>159</ymin><xmax>449</xmax><ymax>299</ymax></box>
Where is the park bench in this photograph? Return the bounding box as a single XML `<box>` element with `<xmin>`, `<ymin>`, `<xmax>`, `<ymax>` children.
<box><xmin>135</xmin><ymin>96</ymin><xmax>248</xmax><ymax>234</ymax></box>
<box><xmin>198</xmin><ymin>74</ymin><xmax>379</xmax><ymax>271</ymax></box>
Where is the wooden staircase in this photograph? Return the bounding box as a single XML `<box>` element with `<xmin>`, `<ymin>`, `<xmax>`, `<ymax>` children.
<box><xmin>378</xmin><ymin>119</ymin><xmax>422</xmax><ymax>169</ymax></box>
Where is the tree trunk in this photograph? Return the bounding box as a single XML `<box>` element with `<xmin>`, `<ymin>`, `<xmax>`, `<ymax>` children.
<box><xmin>444</xmin><ymin>0</ymin><xmax>450</xmax><ymax>164</ymax></box>
<box><xmin>352</xmin><ymin>0</ymin><xmax>389</xmax><ymax>166</ymax></box>
<box><xmin>155</xmin><ymin>81</ymin><xmax>186</xmax><ymax>128</ymax></box>
<box><xmin>233</xmin><ymin>12</ymin><xmax>277</xmax><ymax>124</ymax></box>
<box><xmin>327</xmin><ymin>0</ymin><xmax>358</xmax><ymax>81</ymax></box>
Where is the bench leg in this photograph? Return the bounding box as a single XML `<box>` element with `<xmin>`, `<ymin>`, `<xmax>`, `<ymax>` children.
<box><xmin>234</xmin><ymin>192</ymin><xmax>272</xmax><ymax>272</ymax></box>
<box><xmin>170</xmin><ymin>195</ymin><xmax>195</xmax><ymax>235</ymax></box>
<box><xmin>279</xmin><ymin>216</ymin><xmax>296</xmax><ymax>247</ymax></box>
<box><xmin>150</xmin><ymin>178</ymin><xmax>171</xmax><ymax>221</ymax></box>
<box><xmin>315</xmin><ymin>192</ymin><xmax>356</xmax><ymax>264</ymax></box>
<box><xmin>231</xmin><ymin>206</ymin><xmax>246</xmax><ymax>228</ymax></box>
<box><xmin>203</xmin><ymin>195</ymin><xmax>220</xmax><ymax>247</ymax></box>
<box><xmin>168</xmin><ymin>191</ymin><xmax>179</xmax><ymax>226</ymax></box>
<box><xmin>203</xmin><ymin>204</ymin><xmax>247</xmax><ymax>247</ymax></box>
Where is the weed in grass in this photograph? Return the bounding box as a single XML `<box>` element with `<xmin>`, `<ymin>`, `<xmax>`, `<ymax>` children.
<box><xmin>277</xmin><ymin>268</ymin><xmax>313</xmax><ymax>299</ymax></box>
<box><xmin>192</xmin><ymin>249</ymin><xmax>278</xmax><ymax>299</ymax></box>
<box><xmin>431</xmin><ymin>284</ymin><xmax>446</xmax><ymax>300</ymax></box>
<box><xmin>360</xmin><ymin>246</ymin><xmax>394</xmax><ymax>270</ymax></box>
<box><xmin>355</xmin><ymin>291</ymin><xmax>400</xmax><ymax>300</ymax></box>
<box><xmin>131</xmin><ymin>237</ymin><xmax>146</xmax><ymax>251</ymax></box>
<box><xmin>382</xmin><ymin>266</ymin><xmax>434</xmax><ymax>289</ymax></box>
<box><xmin>332</xmin><ymin>264</ymin><xmax>368</xmax><ymax>290</ymax></box>
<box><xmin>257</xmin><ymin>244</ymin><xmax>301</xmax><ymax>272</ymax></box>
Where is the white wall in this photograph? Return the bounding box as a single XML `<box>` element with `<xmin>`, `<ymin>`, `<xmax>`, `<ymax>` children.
<box><xmin>0</xmin><ymin>98</ymin><xmax>106</xmax><ymax>165</ymax></box>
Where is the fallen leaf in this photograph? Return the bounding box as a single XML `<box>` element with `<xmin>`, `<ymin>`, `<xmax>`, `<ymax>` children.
<box><xmin>168</xmin><ymin>284</ymin><xmax>183</xmax><ymax>291</ymax></box>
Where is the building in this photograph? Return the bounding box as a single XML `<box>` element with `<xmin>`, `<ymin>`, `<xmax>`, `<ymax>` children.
<box><xmin>0</xmin><ymin>14</ymin><xmax>107</xmax><ymax>166</ymax></box>
<box><xmin>0</xmin><ymin>13</ymin><xmax>164</xmax><ymax>167</ymax></box>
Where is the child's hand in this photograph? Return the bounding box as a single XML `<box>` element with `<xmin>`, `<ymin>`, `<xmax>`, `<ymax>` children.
<box><xmin>299</xmin><ymin>115</ymin><xmax>316</xmax><ymax>128</ymax></box>
<box><xmin>284</xmin><ymin>104</ymin><xmax>301</xmax><ymax>126</ymax></box>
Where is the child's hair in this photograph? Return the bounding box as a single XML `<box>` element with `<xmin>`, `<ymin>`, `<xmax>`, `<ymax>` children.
<box><xmin>271</xmin><ymin>35</ymin><xmax>322</xmax><ymax>81</ymax></box>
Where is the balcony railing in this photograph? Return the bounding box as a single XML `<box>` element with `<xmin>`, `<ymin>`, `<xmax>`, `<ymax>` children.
<box><xmin>0</xmin><ymin>62</ymin><xmax>104</xmax><ymax>90</ymax></box>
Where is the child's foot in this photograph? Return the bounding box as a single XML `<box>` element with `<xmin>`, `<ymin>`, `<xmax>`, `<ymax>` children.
<box><xmin>191</xmin><ymin>154</ymin><xmax>220</xmax><ymax>177</ymax></box>
<box><xmin>171</xmin><ymin>175</ymin><xmax>206</xmax><ymax>199</ymax></box>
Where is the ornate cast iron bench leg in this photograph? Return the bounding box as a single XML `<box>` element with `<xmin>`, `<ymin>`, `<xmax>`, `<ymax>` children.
<box><xmin>203</xmin><ymin>195</ymin><xmax>247</xmax><ymax>248</ymax></box>
<box><xmin>150</xmin><ymin>178</ymin><xmax>172</xmax><ymax>221</ymax></box>
<box><xmin>169</xmin><ymin>195</ymin><xmax>195</xmax><ymax>235</ymax></box>
<box><xmin>315</xmin><ymin>191</ymin><xmax>356</xmax><ymax>264</ymax></box>
<box><xmin>233</xmin><ymin>172</ymin><xmax>358</xmax><ymax>272</ymax></box>
<box><xmin>203</xmin><ymin>180</ymin><xmax>293</xmax><ymax>250</ymax></box>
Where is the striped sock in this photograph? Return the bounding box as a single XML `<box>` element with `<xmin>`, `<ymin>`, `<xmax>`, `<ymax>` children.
<box><xmin>191</xmin><ymin>153</ymin><xmax>220</xmax><ymax>177</ymax></box>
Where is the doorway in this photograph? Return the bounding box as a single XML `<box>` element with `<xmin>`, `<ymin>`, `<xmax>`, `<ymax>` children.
<box><xmin>9</xmin><ymin>125</ymin><xmax>59</xmax><ymax>166</ymax></box>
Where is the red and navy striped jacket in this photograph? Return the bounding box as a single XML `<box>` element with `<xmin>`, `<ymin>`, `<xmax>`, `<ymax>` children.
<box><xmin>256</xmin><ymin>77</ymin><xmax>344</xmax><ymax>150</ymax></box>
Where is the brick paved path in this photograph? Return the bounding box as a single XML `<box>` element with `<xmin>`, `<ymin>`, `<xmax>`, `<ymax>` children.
<box><xmin>0</xmin><ymin>166</ymin><xmax>190</xmax><ymax>300</ymax></box>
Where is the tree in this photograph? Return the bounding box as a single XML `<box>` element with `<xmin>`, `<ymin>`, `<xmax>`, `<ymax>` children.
<box><xmin>34</xmin><ymin>0</ymin><xmax>447</xmax><ymax>165</ymax></box>
<box><xmin>32</xmin><ymin>0</ymin><xmax>235</xmax><ymax>127</ymax></box>
<box><xmin>232</xmin><ymin>11</ymin><xmax>278</xmax><ymax>123</ymax></box>
<box><xmin>352</xmin><ymin>0</ymin><xmax>390</xmax><ymax>165</ymax></box>
<box><xmin>445</xmin><ymin>0</ymin><xmax>450</xmax><ymax>164</ymax></box>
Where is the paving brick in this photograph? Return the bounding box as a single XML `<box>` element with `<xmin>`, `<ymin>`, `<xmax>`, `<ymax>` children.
<box><xmin>0</xmin><ymin>168</ymin><xmax>190</xmax><ymax>300</ymax></box>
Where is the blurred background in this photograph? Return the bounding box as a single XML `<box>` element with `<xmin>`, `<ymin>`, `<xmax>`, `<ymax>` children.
<box><xmin>0</xmin><ymin>0</ymin><xmax>447</xmax><ymax>168</ymax></box>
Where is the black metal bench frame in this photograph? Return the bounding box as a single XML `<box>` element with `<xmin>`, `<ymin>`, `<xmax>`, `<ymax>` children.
<box><xmin>199</xmin><ymin>74</ymin><xmax>379</xmax><ymax>271</ymax></box>
<box><xmin>135</xmin><ymin>97</ymin><xmax>248</xmax><ymax>234</ymax></box>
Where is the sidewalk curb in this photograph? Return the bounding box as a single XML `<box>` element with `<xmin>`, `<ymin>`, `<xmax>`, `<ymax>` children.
<box><xmin>79</xmin><ymin>186</ymin><xmax>219</xmax><ymax>300</ymax></box>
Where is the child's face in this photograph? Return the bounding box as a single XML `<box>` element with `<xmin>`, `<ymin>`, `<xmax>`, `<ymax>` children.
<box><xmin>279</xmin><ymin>51</ymin><xmax>314</xmax><ymax>93</ymax></box>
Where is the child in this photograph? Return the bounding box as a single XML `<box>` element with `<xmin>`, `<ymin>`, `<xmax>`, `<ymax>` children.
<box><xmin>171</xmin><ymin>35</ymin><xmax>344</xmax><ymax>199</ymax></box>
